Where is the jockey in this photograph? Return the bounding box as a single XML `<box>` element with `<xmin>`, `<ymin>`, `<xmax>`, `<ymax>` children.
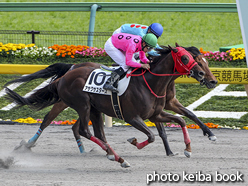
<box><xmin>103</xmin><ymin>33</ymin><xmax>158</xmax><ymax>93</ymax></box>
<box><xmin>113</xmin><ymin>23</ymin><xmax>163</xmax><ymax>57</ymax></box>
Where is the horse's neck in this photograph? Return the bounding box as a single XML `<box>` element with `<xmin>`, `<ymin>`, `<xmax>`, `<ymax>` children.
<box><xmin>144</xmin><ymin>55</ymin><xmax>176</xmax><ymax>95</ymax></box>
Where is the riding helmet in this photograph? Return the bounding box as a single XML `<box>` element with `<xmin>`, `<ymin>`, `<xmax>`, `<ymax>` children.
<box><xmin>148</xmin><ymin>23</ymin><xmax>163</xmax><ymax>38</ymax></box>
<box><xmin>142</xmin><ymin>33</ymin><xmax>158</xmax><ymax>48</ymax></box>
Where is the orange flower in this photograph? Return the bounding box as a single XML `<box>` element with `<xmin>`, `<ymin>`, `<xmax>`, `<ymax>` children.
<box><xmin>204</xmin><ymin>122</ymin><xmax>219</xmax><ymax>128</ymax></box>
<box><xmin>49</xmin><ymin>44</ymin><xmax>92</xmax><ymax>58</ymax></box>
<box><xmin>186</xmin><ymin>124</ymin><xmax>201</xmax><ymax>129</ymax></box>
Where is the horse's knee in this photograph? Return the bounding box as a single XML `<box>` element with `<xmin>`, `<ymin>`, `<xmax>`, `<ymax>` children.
<box><xmin>177</xmin><ymin>117</ymin><xmax>186</xmax><ymax>127</ymax></box>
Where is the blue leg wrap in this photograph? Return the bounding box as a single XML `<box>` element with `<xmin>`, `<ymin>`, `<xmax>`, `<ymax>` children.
<box><xmin>77</xmin><ymin>139</ymin><xmax>85</xmax><ymax>153</ymax></box>
<box><xmin>28</xmin><ymin>128</ymin><xmax>43</xmax><ymax>144</ymax></box>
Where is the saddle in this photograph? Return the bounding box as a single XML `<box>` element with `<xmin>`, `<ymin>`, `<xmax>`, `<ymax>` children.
<box><xmin>83</xmin><ymin>65</ymin><xmax>130</xmax><ymax>120</ymax></box>
<box><xmin>83</xmin><ymin>66</ymin><xmax>131</xmax><ymax>96</ymax></box>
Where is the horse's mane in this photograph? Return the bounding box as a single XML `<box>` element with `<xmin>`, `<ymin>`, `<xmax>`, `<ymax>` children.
<box><xmin>182</xmin><ymin>46</ymin><xmax>201</xmax><ymax>56</ymax></box>
<box><xmin>150</xmin><ymin>45</ymin><xmax>201</xmax><ymax>66</ymax></box>
<box><xmin>149</xmin><ymin>45</ymin><xmax>171</xmax><ymax>66</ymax></box>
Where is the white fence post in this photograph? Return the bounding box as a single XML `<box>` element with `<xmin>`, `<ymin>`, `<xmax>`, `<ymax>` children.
<box><xmin>105</xmin><ymin>115</ymin><xmax>112</xmax><ymax>127</ymax></box>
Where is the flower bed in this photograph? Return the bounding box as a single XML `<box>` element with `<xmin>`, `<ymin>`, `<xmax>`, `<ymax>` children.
<box><xmin>1</xmin><ymin>42</ymin><xmax>246</xmax><ymax>65</ymax></box>
<box><xmin>200</xmin><ymin>47</ymin><xmax>246</xmax><ymax>62</ymax></box>
<box><xmin>0</xmin><ymin>43</ymin><xmax>107</xmax><ymax>59</ymax></box>
<box><xmin>2</xmin><ymin>117</ymin><xmax>247</xmax><ymax>130</ymax></box>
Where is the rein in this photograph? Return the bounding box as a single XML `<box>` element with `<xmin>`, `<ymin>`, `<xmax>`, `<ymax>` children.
<box><xmin>126</xmin><ymin>47</ymin><xmax>197</xmax><ymax>98</ymax></box>
<box><xmin>126</xmin><ymin>68</ymin><xmax>190</xmax><ymax>98</ymax></box>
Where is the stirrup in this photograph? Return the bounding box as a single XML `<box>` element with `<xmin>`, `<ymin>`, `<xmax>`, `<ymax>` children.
<box><xmin>103</xmin><ymin>83</ymin><xmax>119</xmax><ymax>93</ymax></box>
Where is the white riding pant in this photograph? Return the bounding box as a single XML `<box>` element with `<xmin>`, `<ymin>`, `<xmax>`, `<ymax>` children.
<box><xmin>104</xmin><ymin>37</ymin><xmax>139</xmax><ymax>72</ymax></box>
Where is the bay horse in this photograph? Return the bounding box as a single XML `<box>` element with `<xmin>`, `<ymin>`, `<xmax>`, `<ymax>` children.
<box><xmin>5</xmin><ymin>45</ymin><xmax>207</xmax><ymax>167</ymax></box>
<box><xmin>5</xmin><ymin>44</ymin><xmax>217</xmax><ymax>157</ymax></box>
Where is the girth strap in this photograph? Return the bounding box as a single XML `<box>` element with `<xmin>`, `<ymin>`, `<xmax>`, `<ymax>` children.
<box><xmin>110</xmin><ymin>92</ymin><xmax>124</xmax><ymax>120</ymax></box>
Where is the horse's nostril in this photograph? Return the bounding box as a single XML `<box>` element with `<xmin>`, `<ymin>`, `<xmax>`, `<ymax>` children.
<box><xmin>210</xmin><ymin>80</ymin><xmax>218</xmax><ymax>84</ymax></box>
<box><xmin>199</xmin><ymin>71</ymin><xmax>205</xmax><ymax>77</ymax></box>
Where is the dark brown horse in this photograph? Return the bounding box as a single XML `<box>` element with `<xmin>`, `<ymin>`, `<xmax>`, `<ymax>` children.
<box><xmin>5</xmin><ymin>45</ymin><xmax>207</xmax><ymax>167</ymax></box>
<box><xmin>5</xmin><ymin>44</ymin><xmax>217</xmax><ymax>156</ymax></box>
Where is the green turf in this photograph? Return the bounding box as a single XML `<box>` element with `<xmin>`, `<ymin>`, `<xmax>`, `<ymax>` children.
<box><xmin>0</xmin><ymin>0</ymin><xmax>241</xmax><ymax>51</ymax></box>
<box><xmin>195</xmin><ymin>96</ymin><xmax>248</xmax><ymax>111</ymax></box>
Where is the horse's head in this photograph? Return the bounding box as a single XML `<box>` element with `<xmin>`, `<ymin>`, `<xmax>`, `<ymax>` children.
<box><xmin>179</xmin><ymin>43</ymin><xmax>218</xmax><ymax>89</ymax></box>
<box><xmin>168</xmin><ymin>45</ymin><xmax>205</xmax><ymax>82</ymax></box>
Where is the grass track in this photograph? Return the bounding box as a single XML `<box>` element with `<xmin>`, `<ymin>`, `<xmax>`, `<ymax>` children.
<box><xmin>0</xmin><ymin>0</ymin><xmax>241</xmax><ymax>51</ymax></box>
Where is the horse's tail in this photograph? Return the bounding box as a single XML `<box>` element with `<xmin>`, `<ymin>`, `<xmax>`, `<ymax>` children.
<box><xmin>4</xmin><ymin>80</ymin><xmax>60</xmax><ymax>110</ymax></box>
<box><xmin>4</xmin><ymin>63</ymin><xmax>73</xmax><ymax>86</ymax></box>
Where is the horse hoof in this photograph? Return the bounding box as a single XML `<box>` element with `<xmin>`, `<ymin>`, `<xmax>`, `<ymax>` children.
<box><xmin>26</xmin><ymin>142</ymin><xmax>36</xmax><ymax>148</ymax></box>
<box><xmin>209</xmin><ymin>135</ymin><xmax>217</xmax><ymax>141</ymax></box>
<box><xmin>184</xmin><ymin>150</ymin><xmax>191</xmax><ymax>158</ymax></box>
<box><xmin>168</xmin><ymin>152</ymin><xmax>179</xmax><ymax>156</ymax></box>
<box><xmin>121</xmin><ymin>160</ymin><xmax>131</xmax><ymax>168</ymax></box>
<box><xmin>127</xmin><ymin>137</ymin><xmax>136</xmax><ymax>144</ymax></box>
<box><xmin>14</xmin><ymin>140</ymin><xmax>28</xmax><ymax>150</ymax></box>
<box><xmin>107</xmin><ymin>155</ymin><xmax>115</xmax><ymax>161</ymax></box>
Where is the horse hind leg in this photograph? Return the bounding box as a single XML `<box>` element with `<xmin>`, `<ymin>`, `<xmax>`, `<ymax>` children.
<box><xmin>71</xmin><ymin>106</ymin><xmax>107</xmax><ymax>154</ymax></box>
<box><xmin>15</xmin><ymin>102</ymin><xmax>69</xmax><ymax>151</ymax></box>
<box><xmin>71</xmin><ymin>119</ymin><xmax>85</xmax><ymax>153</ymax></box>
<box><xmin>78</xmin><ymin>114</ymin><xmax>130</xmax><ymax>168</ymax></box>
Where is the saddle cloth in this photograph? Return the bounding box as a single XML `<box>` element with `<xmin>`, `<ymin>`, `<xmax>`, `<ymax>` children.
<box><xmin>83</xmin><ymin>67</ymin><xmax>131</xmax><ymax>96</ymax></box>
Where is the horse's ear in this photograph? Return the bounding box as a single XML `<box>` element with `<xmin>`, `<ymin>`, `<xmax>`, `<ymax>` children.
<box><xmin>175</xmin><ymin>42</ymin><xmax>180</xmax><ymax>47</ymax></box>
<box><xmin>168</xmin><ymin>45</ymin><xmax>178</xmax><ymax>53</ymax></box>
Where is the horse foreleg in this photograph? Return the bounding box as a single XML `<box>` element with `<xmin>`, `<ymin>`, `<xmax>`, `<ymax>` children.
<box><xmin>164</xmin><ymin>97</ymin><xmax>217</xmax><ymax>141</ymax></box>
<box><xmin>154</xmin><ymin>122</ymin><xmax>176</xmax><ymax>156</ymax></box>
<box><xmin>89</xmin><ymin>136</ymin><xmax>130</xmax><ymax>168</ymax></box>
<box><xmin>151</xmin><ymin>111</ymin><xmax>191</xmax><ymax>158</ymax></box>
<box><xmin>127</xmin><ymin>117</ymin><xmax>155</xmax><ymax>150</ymax></box>
<box><xmin>182</xmin><ymin>126</ymin><xmax>191</xmax><ymax>158</ymax></box>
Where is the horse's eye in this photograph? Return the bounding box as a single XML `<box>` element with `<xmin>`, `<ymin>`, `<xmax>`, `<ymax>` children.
<box><xmin>181</xmin><ymin>56</ymin><xmax>189</xmax><ymax>63</ymax></box>
<box><xmin>198</xmin><ymin>63</ymin><xmax>203</xmax><ymax>67</ymax></box>
<box><xmin>182</xmin><ymin>56</ymin><xmax>187</xmax><ymax>60</ymax></box>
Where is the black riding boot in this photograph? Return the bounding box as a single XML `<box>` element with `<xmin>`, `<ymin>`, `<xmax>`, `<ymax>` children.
<box><xmin>103</xmin><ymin>67</ymin><xmax>125</xmax><ymax>93</ymax></box>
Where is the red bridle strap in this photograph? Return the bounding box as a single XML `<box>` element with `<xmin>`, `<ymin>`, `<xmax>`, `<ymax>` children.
<box><xmin>126</xmin><ymin>47</ymin><xmax>198</xmax><ymax>98</ymax></box>
<box><xmin>126</xmin><ymin>69</ymin><xmax>189</xmax><ymax>98</ymax></box>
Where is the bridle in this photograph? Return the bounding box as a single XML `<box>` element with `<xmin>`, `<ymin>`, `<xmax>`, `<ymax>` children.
<box><xmin>126</xmin><ymin>47</ymin><xmax>199</xmax><ymax>98</ymax></box>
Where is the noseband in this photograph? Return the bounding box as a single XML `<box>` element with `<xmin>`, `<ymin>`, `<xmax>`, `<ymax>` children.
<box><xmin>171</xmin><ymin>47</ymin><xmax>198</xmax><ymax>74</ymax></box>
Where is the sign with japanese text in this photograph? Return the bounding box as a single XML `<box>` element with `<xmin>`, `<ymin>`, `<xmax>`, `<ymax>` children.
<box><xmin>175</xmin><ymin>68</ymin><xmax>248</xmax><ymax>84</ymax></box>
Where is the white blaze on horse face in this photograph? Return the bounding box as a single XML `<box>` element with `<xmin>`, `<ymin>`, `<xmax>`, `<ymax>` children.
<box><xmin>202</xmin><ymin>57</ymin><xmax>207</xmax><ymax>64</ymax></box>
